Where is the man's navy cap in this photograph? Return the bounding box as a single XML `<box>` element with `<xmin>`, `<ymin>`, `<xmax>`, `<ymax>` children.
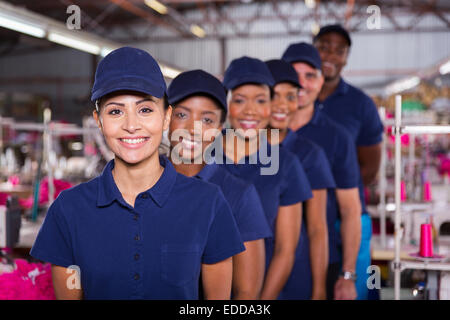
<box><xmin>91</xmin><ymin>46</ymin><xmax>166</xmax><ymax>102</ymax></box>
<box><xmin>167</xmin><ymin>69</ymin><xmax>227</xmax><ymax>112</ymax></box>
<box><xmin>313</xmin><ymin>24</ymin><xmax>352</xmax><ymax>47</ymax></box>
<box><xmin>223</xmin><ymin>56</ymin><xmax>275</xmax><ymax>90</ymax></box>
<box><xmin>265</xmin><ymin>59</ymin><xmax>301</xmax><ymax>88</ymax></box>
<box><xmin>281</xmin><ymin>42</ymin><xmax>322</xmax><ymax>70</ymax></box>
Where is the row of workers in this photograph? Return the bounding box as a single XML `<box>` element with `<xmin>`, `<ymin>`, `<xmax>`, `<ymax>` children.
<box><xmin>30</xmin><ymin>24</ymin><xmax>384</xmax><ymax>300</ymax></box>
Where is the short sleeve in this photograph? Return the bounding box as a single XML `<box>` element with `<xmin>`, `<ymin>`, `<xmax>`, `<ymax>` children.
<box><xmin>232</xmin><ymin>184</ymin><xmax>272</xmax><ymax>242</ymax></box>
<box><xmin>202</xmin><ymin>191</ymin><xmax>245</xmax><ymax>264</ymax></box>
<box><xmin>356</xmin><ymin>96</ymin><xmax>384</xmax><ymax>146</ymax></box>
<box><xmin>303</xmin><ymin>147</ymin><xmax>336</xmax><ymax>190</ymax></box>
<box><xmin>280</xmin><ymin>151</ymin><xmax>313</xmax><ymax>206</ymax></box>
<box><xmin>29</xmin><ymin>198</ymin><xmax>74</xmax><ymax>268</ymax></box>
<box><xmin>332</xmin><ymin>130</ymin><xmax>360</xmax><ymax>189</ymax></box>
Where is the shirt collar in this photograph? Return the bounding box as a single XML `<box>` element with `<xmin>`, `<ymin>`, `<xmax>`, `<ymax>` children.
<box><xmin>335</xmin><ymin>77</ymin><xmax>349</xmax><ymax>95</ymax></box>
<box><xmin>147</xmin><ymin>156</ymin><xmax>177</xmax><ymax>207</ymax></box>
<box><xmin>315</xmin><ymin>77</ymin><xmax>349</xmax><ymax>106</ymax></box>
<box><xmin>97</xmin><ymin>160</ymin><xmax>121</xmax><ymax>207</ymax></box>
<box><xmin>310</xmin><ymin>106</ymin><xmax>322</xmax><ymax>125</ymax></box>
<box><xmin>214</xmin><ymin>128</ymin><xmax>267</xmax><ymax>165</ymax></box>
<box><xmin>295</xmin><ymin>107</ymin><xmax>323</xmax><ymax>136</ymax></box>
<box><xmin>97</xmin><ymin>156</ymin><xmax>177</xmax><ymax>208</ymax></box>
<box><xmin>195</xmin><ymin>163</ymin><xmax>219</xmax><ymax>181</ymax></box>
<box><xmin>281</xmin><ymin>128</ymin><xmax>296</xmax><ymax>147</ymax></box>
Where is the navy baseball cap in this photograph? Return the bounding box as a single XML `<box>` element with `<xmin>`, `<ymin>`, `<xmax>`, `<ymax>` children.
<box><xmin>223</xmin><ymin>56</ymin><xmax>275</xmax><ymax>91</ymax></box>
<box><xmin>91</xmin><ymin>46</ymin><xmax>166</xmax><ymax>102</ymax></box>
<box><xmin>168</xmin><ymin>70</ymin><xmax>227</xmax><ymax>112</ymax></box>
<box><xmin>281</xmin><ymin>42</ymin><xmax>322</xmax><ymax>70</ymax></box>
<box><xmin>265</xmin><ymin>59</ymin><xmax>301</xmax><ymax>88</ymax></box>
<box><xmin>313</xmin><ymin>24</ymin><xmax>352</xmax><ymax>47</ymax></box>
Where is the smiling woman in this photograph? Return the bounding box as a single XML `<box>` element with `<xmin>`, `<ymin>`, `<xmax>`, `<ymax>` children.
<box><xmin>29</xmin><ymin>47</ymin><xmax>245</xmax><ymax>300</ymax></box>
<box><xmin>93</xmin><ymin>92</ymin><xmax>169</xmax><ymax>170</ymax></box>
<box><xmin>166</xmin><ymin>69</ymin><xmax>272</xmax><ymax>300</ymax></box>
<box><xmin>220</xmin><ymin>56</ymin><xmax>313</xmax><ymax>300</ymax></box>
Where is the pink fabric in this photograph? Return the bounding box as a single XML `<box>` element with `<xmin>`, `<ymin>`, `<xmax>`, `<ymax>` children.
<box><xmin>37</xmin><ymin>178</ymin><xmax>72</xmax><ymax>205</ymax></box>
<box><xmin>386</xmin><ymin>126</ymin><xmax>410</xmax><ymax>146</ymax></box>
<box><xmin>0</xmin><ymin>259</ymin><xmax>55</xmax><ymax>300</ymax></box>
<box><xmin>388</xmin><ymin>133</ymin><xmax>410</xmax><ymax>146</ymax></box>
<box><xmin>18</xmin><ymin>178</ymin><xmax>72</xmax><ymax>209</ymax></box>
<box><xmin>0</xmin><ymin>193</ymin><xmax>8</xmax><ymax>206</ymax></box>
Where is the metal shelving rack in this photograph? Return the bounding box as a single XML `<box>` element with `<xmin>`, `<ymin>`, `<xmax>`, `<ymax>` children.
<box><xmin>0</xmin><ymin>111</ymin><xmax>112</xmax><ymax>214</ymax></box>
<box><xmin>392</xmin><ymin>94</ymin><xmax>450</xmax><ymax>300</ymax></box>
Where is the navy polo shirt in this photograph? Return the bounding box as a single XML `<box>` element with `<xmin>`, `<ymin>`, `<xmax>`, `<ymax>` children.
<box><xmin>195</xmin><ymin>163</ymin><xmax>272</xmax><ymax>242</ymax></box>
<box><xmin>279</xmin><ymin>129</ymin><xmax>336</xmax><ymax>299</ymax></box>
<box><xmin>214</xmin><ymin>140</ymin><xmax>313</xmax><ymax>269</ymax></box>
<box><xmin>281</xmin><ymin>129</ymin><xmax>335</xmax><ymax>190</ymax></box>
<box><xmin>317</xmin><ymin>78</ymin><xmax>384</xmax><ymax>214</ymax></box>
<box><xmin>30</xmin><ymin>156</ymin><xmax>245</xmax><ymax>300</ymax></box>
<box><xmin>294</xmin><ymin>107</ymin><xmax>359</xmax><ymax>264</ymax></box>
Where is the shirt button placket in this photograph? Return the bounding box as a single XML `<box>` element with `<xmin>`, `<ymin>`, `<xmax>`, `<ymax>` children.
<box><xmin>134</xmin><ymin>196</ymin><xmax>148</xmax><ymax>299</ymax></box>
<box><xmin>131</xmin><ymin>208</ymin><xmax>142</xmax><ymax>298</ymax></box>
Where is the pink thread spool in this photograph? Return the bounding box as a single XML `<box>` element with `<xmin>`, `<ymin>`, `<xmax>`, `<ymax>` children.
<box><xmin>423</xmin><ymin>181</ymin><xmax>432</xmax><ymax>202</ymax></box>
<box><xmin>400</xmin><ymin>181</ymin><xmax>406</xmax><ymax>202</ymax></box>
<box><xmin>419</xmin><ymin>223</ymin><xmax>434</xmax><ymax>258</ymax></box>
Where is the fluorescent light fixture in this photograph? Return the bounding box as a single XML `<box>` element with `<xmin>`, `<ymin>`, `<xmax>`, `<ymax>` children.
<box><xmin>385</xmin><ymin>76</ymin><xmax>420</xmax><ymax>95</ymax></box>
<box><xmin>311</xmin><ymin>21</ymin><xmax>320</xmax><ymax>35</ymax></box>
<box><xmin>145</xmin><ymin>0</ymin><xmax>168</xmax><ymax>15</ymax></box>
<box><xmin>305</xmin><ymin>0</ymin><xmax>316</xmax><ymax>9</ymax></box>
<box><xmin>0</xmin><ymin>14</ymin><xmax>45</xmax><ymax>38</ymax></box>
<box><xmin>100</xmin><ymin>47</ymin><xmax>117</xmax><ymax>57</ymax></box>
<box><xmin>160</xmin><ymin>65</ymin><xmax>181</xmax><ymax>79</ymax></box>
<box><xmin>190</xmin><ymin>24</ymin><xmax>205</xmax><ymax>38</ymax></box>
<box><xmin>439</xmin><ymin>60</ymin><xmax>450</xmax><ymax>75</ymax></box>
<box><xmin>48</xmin><ymin>32</ymin><xmax>100</xmax><ymax>55</ymax></box>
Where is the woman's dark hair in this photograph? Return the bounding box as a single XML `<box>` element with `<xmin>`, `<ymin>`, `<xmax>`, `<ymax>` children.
<box><xmin>163</xmin><ymin>93</ymin><xmax>170</xmax><ymax>110</ymax></box>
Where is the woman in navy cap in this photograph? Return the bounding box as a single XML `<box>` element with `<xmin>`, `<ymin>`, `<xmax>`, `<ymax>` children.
<box><xmin>166</xmin><ymin>69</ymin><xmax>272</xmax><ymax>299</ymax></box>
<box><xmin>265</xmin><ymin>59</ymin><xmax>336</xmax><ymax>299</ymax></box>
<box><xmin>30</xmin><ymin>47</ymin><xmax>245</xmax><ymax>300</ymax></box>
<box><xmin>220</xmin><ymin>56</ymin><xmax>313</xmax><ymax>300</ymax></box>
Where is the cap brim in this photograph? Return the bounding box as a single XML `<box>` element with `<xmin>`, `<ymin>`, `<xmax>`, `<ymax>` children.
<box><xmin>285</xmin><ymin>56</ymin><xmax>320</xmax><ymax>70</ymax></box>
<box><xmin>314</xmin><ymin>29</ymin><xmax>351</xmax><ymax>46</ymax></box>
<box><xmin>225</xmin><ymin>74</ymin><xmax>274</xmax><ymax>90</ymax></box>
<box><xmin>168</xmin><ymin>88</ymin><xmax>227</xmax><ymax>111</ymax></box>
<box><xmin>91</xmin><ymin>77</ymin><xmax>166</xmax><ymax>102</ymax></box>
<box><xmin>276</xmin><ymin>79</ymin><xmax>302</xmax><ymax>89</ymax></box>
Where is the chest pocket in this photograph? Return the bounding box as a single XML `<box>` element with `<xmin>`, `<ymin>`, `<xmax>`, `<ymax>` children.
<box><xmin>161</xmin><ymin>244</ymin><xmax>201</xmax><ymax>287</ymax></box>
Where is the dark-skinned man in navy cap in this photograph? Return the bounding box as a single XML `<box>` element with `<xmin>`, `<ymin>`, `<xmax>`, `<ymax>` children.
<box><xmin>313</xmin><ymin>24</ymin><xmax>384</xmax><ymax>300</ymax></box>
